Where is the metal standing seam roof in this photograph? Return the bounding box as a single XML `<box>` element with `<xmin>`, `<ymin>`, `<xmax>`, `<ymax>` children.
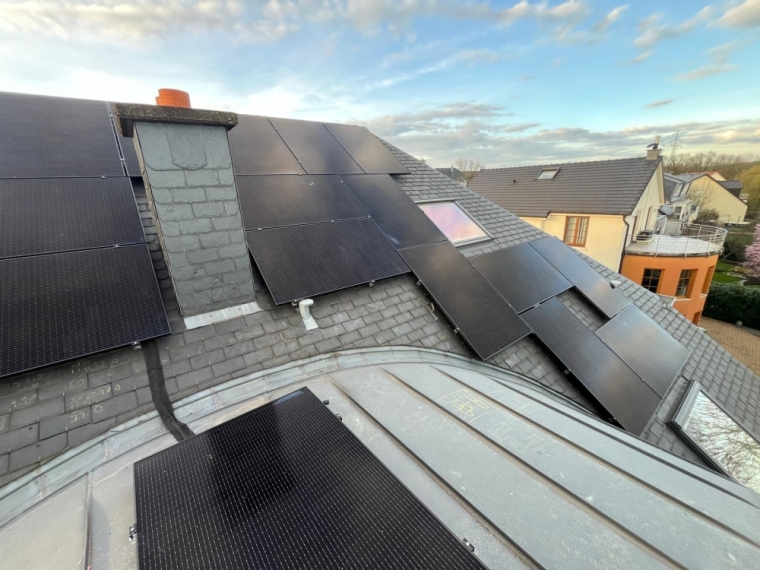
<box><xmin>467</xmin><ymin>157</ymin><xmax>661</xmax><ymax>217</ymax></box>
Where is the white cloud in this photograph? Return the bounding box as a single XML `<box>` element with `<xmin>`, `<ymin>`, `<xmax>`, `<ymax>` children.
<box><xmin>646</xmin><ymin>99</ymin><xmax>674</xmax><ymax>108</ymax></box>
<box><xmin>674</xmin><ymin>63</ymin><xmax>736</xmax><ymax>82</ymax></box>
<box><xmin>358</xmin><ymin>104</ymin><xmax>760</xmax><ymax>165</ymax></box>
<box><xmin>554</xmin><ymin>3</ymin><xmax>627</xmax><ymax>44</ymax></box>
<box><xmin>617</xmin><ymin>50</ymin><xmax>653</xmax><ymax>66</ymax></box>
<box><xmin>0</xmin><ymin>0</ymin><xmax>594</xmax><ymax>43</ymax></box>
<box><xmin>634</xmin><ymin>7</ymin><xmax>712</xmax><ymax>49</ymax></box>
<box><xmin>719</xmin><ymin>0</ymin><xmax>760</xmax><ymax>29</ymax></box>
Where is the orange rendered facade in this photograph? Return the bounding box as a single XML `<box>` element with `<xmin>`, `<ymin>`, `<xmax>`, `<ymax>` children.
<box><xmin>620</xmin><ymin>253</ymin><xmax>719</xmax><ymax>324</ymax></box>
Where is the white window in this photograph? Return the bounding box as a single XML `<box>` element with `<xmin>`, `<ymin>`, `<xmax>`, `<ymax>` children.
<box><xmin>417</xmin><ymin>201</ymin><xmax>489</xmax><ymax>246</ymax></box>
<box><xmin>670</xmin><ymin>381</ymin><xmax>760</xmax><ymax>492</ymax></box>
<box><xmin>536</xmin><ymin>168</ymin><xmax>559</xmax><ymax>180</ymax></box>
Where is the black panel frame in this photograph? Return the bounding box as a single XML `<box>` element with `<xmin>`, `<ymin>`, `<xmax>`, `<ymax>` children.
<box><xmin>0</xmin><ymin>244</ymin><xmax>170</xmax><ymax>378</ymax></box>
<box><xmin>529</xmin><ymin>236</ymin><xmax>630</xmax><ymax>318</ymax></box>
<box><xmin>246</xmin><ymin>219</ymin><xmax>409</xmax><ymax>305</ymax></box>
<box><xmin>400</xmin><ymin>241</ymin><xmax>531</xmax><ymax>360</ymax></box>
<box><xmin>134</xmin><ymin>387</ymin><xmax>487</xmax><ymax>570</ymax></box>
<box><xmin>596</xmin><ymin>304</ymin><xmax>690</xmax><ymax>397</ymax></box>
<box><xmin>270</xmin><ymin>117</ymin><xmax>364</xmax><ymax>175</ymax></box>
<box><xmin>522</xmin><ymin>297</ymin><xmax>660</xmax><ymax>434</ymax></box>
<box><xmin>325</xmin><ymin>122</ymin><xmax>410</xmax><ymax>174</ymax></box>
<box><xmin>472</xmin><ymin>243</ymin><xmax>573</xmax><ymax>313</ymax></box>
<box><xmin>236</xmin><ymin>174</ymin><xmax>367</xmax><ymax>230</ymax></box>
<box><xmin>340</xmin><ymin>174</ymin><xmax>446</xmax><ymax>250</ymax></box>
<box><xmin>0</xmin><ymin>177</ymin><xmax>146</xmax><ymax>259</ymax></box>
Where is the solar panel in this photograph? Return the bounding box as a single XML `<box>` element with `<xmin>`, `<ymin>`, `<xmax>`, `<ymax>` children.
<box><xmin>0</xmin><ymin>178</ymin><xmax>145</xmax><ymax>259</ymax></box>
<box><xmin>472</xmin><ymin>243</ymin><xmax>572</xmax><ymax>313</ymax></box>
<box><xmin>0</xmin><ymin>245</ymin><xmax>169</xmax><ymax>378</ymax></box>
<box><xmin>0</xmin><ymin>92</ymin><xmax>124</xmax><ymax>178</ymax></box>
<box><xmin>246</xmin><ymin>219</ymin><xmax>408</xmax><ymax>305</ymax></box>
<box><xmin>340</xmin><ymin>174</ymin><xmax>446</xmax><ymax>249</ymax></box>
<box><xmin>228</xmin><ymin>115</ymin><xmax>305</xmax><ymax>175</ymax></box>
<box><xmin>236</xmin><ymin>174</ymin><xmax>367</xmax><ymax>230</ymax></box>
<box><xmin>270</xmin><ymin>117</ymin><xmax>364</xmax><ymax>175</ymax></box>
<box><xmin>596</xmin><ymin>304</ymin><xmax>690</xmax><ymax>397</ymax></box>
<box><xmin>522</xmin><ymin>298</ymin><xmax>660</xmax><ymax>434</ymax></box>
<box><xmin>400</xmin><ymin>241</ymin><xmax>531</xmax><ymax>360</ymax></box>
<box><xmin>324</xmin><ymin>123</ymin><xmax>410</xmax><ymax>174</ymax></box>
<box><xmin>134</xmin><ymin>387</ymin><xmax>486</xmax><ymax>570</ymax></box>
<box><xmin>530</xmin><ymin>237</ymin><xmax>630</xmax><ymax>318</ymax></box>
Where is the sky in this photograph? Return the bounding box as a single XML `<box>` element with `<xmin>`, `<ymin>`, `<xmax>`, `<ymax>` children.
<box><xmin>1</xmin><ymin>1</ymin><xmax>759</xmax><ymax>167</ymax></box>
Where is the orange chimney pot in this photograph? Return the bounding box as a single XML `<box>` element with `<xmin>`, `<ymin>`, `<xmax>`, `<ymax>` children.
<box><xmin>155</xmin><ymin>89</ymin><xmax>191</xmax><ymax>109</ymax></box>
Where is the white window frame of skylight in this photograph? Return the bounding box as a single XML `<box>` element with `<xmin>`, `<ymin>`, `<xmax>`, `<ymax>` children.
<box><xmin>415</xmin><ymin>199</ymin><xmax>492</xmax><ymax>247</ymax></box>
<box><xmin>536</xmin><ymin>169</ymin><xmax>559</xmax><ymax>180</ymax></box>
<box><xmin>669</xmin><ymin>380</ymin><xmax>760</xmax><ymax>492</ymax></box>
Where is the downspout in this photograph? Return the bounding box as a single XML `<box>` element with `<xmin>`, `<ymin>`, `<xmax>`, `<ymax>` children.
<box><xmin>619</xmin><ymin>215</ymin><xmax>631</xmax><ymax>273</ymax></box>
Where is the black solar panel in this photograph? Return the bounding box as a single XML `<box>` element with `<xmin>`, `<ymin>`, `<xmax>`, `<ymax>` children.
<box><xmin>0</xmin><ymin>92</ymin><xmax>124</xmax><ymax>178</ymax></box>
<box><xmin>0</xmin><ymin>245</ymin><xmax>169</xmax><ymax>378</ymax></box>
<box><xmin>530</xmin><ymin>237</ymin><xmax>630</xmax><ymax>318</ymax></box>
<box><xmin>236</xmin><ymin>174</ymin><xmax>367</xmax><ymax>229</ymax></box>
<box><xmin>400</xmin><ymin>241</ymin><xmax>531</xmax><ymax>360</ymax></box>
<box><xmin>0</xmin><ymin>178</ymin><xmax>145</xmax><ymax>259</ymax></box>
<box><xmin>228</xmin><ymin>115</ymin><xmax>305</xmax><ymax>175</ymax></box>
<box><xmin>134</xmin><ymin>388</ymin><xmax>486</xmax><ymax>570</ymax></box>
<box><xmin>596</xmin><ymin>304</ymin><xmax>690</xmax><ymax>397</ymax></box>
<box><xmin>522</xmin><ymin>298</ymin><xmax>660</xmax><ymax>434</ymax></box>
<box><xmin>472</xmin><ymin>243</ymin><xmax>572</xmax><ymax>313</ymax></box>
<box><xmin>340</xmin><ymin>174</ymin><xmax>446</xmax><ymax>249</ymax></box>
<box><xmin>270</xmin><ymin>117</ymin><xmax>364</xmax><ymax>175</ymax></box>
<box><xmin>246</xmin><ymin>220</ymin><xmax>408</xmax><ymax>304</ymax></box>
<box><xmin>324</xmin><ymin>123</ymin><xmax>410</xmax><ymax>174</ymax></box>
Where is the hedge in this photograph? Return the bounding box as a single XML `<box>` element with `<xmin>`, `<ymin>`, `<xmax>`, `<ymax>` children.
<box><xmin>704</xmin><ymin>283</ymin><xmax>760</xmax><ymax>328</ymax></box>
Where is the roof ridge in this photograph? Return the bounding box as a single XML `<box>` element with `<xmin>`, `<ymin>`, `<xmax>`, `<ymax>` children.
<box><xmin>480</xmin><ymin>156</ymin><xmax>651</xmax><ymax>172</ymax></box>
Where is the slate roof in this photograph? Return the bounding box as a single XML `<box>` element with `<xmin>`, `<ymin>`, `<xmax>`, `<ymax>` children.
<box><xmin>468</xmin><ymin>157</ymin><xmax>661</xmax><ymax>217</ymax></box>
<box><xmin>435</xmin><ymin>167</ymin><xmax>466</xmax><ymax>184</ymax></box>
<box><xmin>2</xmin><ymin>100</ymin><xmax>760</xmax><ymax>493</ymax></box>
<box><xmin>663</xmin><ymin>172</ymin><xmax>685</xmax><ymax>201</ymax></box>
<box><xmin>720</xmin><ymin>179</ymin><xmax>744</xmax><ymax>198</ymax></box>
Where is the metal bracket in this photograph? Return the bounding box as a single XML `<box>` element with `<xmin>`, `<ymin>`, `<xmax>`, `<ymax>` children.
<box><xmin>129</xmin><ymin>525</ymin><xmax>137</xmax><ymax>543</ymax></box>
<box><xmin>462</xmin><ymin>538</ymin><xmax>474</xmax><ymax>552</ymax></box>
<box><xmin>131</xmin><ymin>341</ymin><xmax>141</xmax><ymax>350</ymax></box>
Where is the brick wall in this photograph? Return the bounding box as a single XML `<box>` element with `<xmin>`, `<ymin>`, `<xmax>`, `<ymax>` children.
<box><xmin>134</xmin><ymin>122</ymin><xmax>255</xmax><ymax>317</ymax></box>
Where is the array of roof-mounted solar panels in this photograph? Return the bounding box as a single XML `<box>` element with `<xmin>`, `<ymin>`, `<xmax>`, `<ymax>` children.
<box><xmin>473</xmin><ymin>236</ymin><xmax>689</xmax><ymax>434</ymax></box>
<box><xmin>229</xmin><ymin>116</ymin><xmax>534</xmax><ymax>359</ymax></box>
<box><xmin>0</xmin><ymin>92</ymin><xmax>169</xmax><ymax>378</ymax></box>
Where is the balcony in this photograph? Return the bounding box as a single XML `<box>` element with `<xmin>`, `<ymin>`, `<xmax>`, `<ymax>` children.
<box><xmin>625</xmin><ymin>221</ymin><xmax>727</xmax><ymax>257</ymax></box>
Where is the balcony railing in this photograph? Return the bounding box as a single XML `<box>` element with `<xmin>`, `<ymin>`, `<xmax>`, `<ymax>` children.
<box><xmin>625</xmin><ymin>221</ymin><xmax>727</xmax><ymax>257</ymax></box>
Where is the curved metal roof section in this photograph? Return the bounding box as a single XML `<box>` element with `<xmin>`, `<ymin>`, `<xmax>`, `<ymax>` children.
<box><xmin>1</xmin><ymin>348</ymin><xmax>758</xmax><ymax>569</ymax></box>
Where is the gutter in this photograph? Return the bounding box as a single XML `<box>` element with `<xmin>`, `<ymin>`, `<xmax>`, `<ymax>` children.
<box><xmin>619</xmin><ymin>215</ymin><xmax>631</xmax><ymax>273</ymax></box>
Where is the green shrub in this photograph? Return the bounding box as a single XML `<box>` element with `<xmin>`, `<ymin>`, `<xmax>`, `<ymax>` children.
<box><xmin>722</xmin><ymin>232</ymin><xmax>753</xmax><ymax>262</ymax></box>
<box><xmin>704</xmin><ymin>283</ymin><xmax>760</xmax><ymax>328</ymax></box>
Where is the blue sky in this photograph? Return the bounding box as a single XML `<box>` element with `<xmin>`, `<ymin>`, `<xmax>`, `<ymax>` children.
<box><xmin>1</xmin><ymin>0</ymin><xmax>759</xmax><ymax>166</ymax></box>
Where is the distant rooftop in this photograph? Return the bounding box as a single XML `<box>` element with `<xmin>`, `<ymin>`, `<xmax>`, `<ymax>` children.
<box><xmin>469</xmin><ymin>157</ymin><xmax>661</xmax><ymax>217</ymax></box>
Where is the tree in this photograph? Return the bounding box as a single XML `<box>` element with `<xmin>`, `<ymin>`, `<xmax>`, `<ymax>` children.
<box><xmin>744</xmin><ymin>224</ymin><xmax>760</xmax><ymax>279</ymax></box>
<box><xmin>696</xmin><ymin>208</ymin><xmax>719</xmax><ymax>224</ymax></box>
<box><xmin>453</xmin><ymin>158</ymin><xmax>485</xmax><ymax>185</ymax></box>
<box><xmin>664</xmin><ymin>151</ymin><xmax>760</xmax><ymax>178</ymax></box>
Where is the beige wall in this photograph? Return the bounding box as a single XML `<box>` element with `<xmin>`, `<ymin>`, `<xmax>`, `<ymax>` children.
<box><xmin>523</xmin><ymin>213</ymin><xmax>627</xmax><ymax>270</ymax></box>
<box><xmin>689</xmin><ymin>176</ymin><xmax>747</xmax><ymax>224</ymax></box>
<box><xmin>627</xmin><ymin>162</ymin><xmax>665</xmax><ymax>235</ymax></box>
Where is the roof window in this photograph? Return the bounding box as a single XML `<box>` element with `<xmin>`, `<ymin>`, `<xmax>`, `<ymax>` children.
<box><xmin>417</xmin><ymin>201</ymin><xmax>489</xmax><ymax>246</ymax></box>
<box><xmin>670</xmin><ymin>380</ymin><xmax>760</xmax><ymax>492</ymax></box>
<box><xmin>536</xmin><ymin>168</ymin><xmax>559</xmax><ymax>180</ymax></box>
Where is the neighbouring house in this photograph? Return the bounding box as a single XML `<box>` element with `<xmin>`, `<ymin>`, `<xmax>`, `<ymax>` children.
<box><xmin>468</xmin><ymin>145</ymin><xmax>666</xmax><ymax>271</ymax></box>
<box><xmin>2</xmin><ymin>91</ymin><xmax>760</xmax><ymax>567</ymax></box>
<box><xmin>679</xmin><ymin>171</ymin><xmax>748</xmax><ymax>225</ymax></box>
<box><xmin>435</xmin><ymin>166</ymin><xmax>467</xmax><ymax>185</ymax></box>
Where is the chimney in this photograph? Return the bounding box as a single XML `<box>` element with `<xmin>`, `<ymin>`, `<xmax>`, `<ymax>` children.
<box><xmin>112</xmin><ymin>91</ymin><xmax>259</xmax><ymax>329</ymax></box>
<box><xmin>646</xmin><ymin>136</ymin><xmax>662</xmax><ymax>161</ymax></box>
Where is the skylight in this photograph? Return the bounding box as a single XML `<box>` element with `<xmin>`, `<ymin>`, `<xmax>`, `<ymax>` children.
<box><xmin>418</xmin><ymin>201</ymin><xmax>489</xmax><ymax>245</ymax></box>
<box><xmin>671</xmin><ymin>381</ymin><xmax>760</xmax><ymax>492</ymax></box>
<box><xmin>536</xmin><ymin>168</ymin><xmax>559</xmax><ymax>180</ymax></box>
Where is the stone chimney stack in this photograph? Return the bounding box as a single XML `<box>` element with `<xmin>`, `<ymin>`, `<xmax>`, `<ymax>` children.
<box><xmin>112</xmin><ymin>96</ymin><xmax>259</xmax><ymax>329</ymax></box>
<box><xmin>646</xmin><ymin>136</ymin><xmax>662</xmax><ymax>161</ymax></box>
